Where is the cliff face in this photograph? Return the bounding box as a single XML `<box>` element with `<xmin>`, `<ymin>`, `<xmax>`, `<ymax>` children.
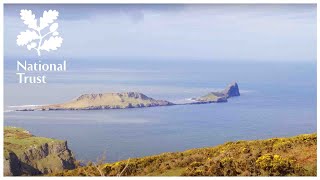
<box><xmin>4</xmin><ymin>152</ymin><xmax>21</xmax><ymax>176</ymax></box>
<box><xmin>4</xmin><ymin>127</ymin><xmax>75</xmax><ymax>176</ymax></box>
<box><xmin>34</xmin><ymin>92</ymin><xmax>174</xmax><ymax>111</ymax></box>
<box><xmin>222</xmin><ymin>82</ymin><xmax>240</xmax><ymax>98</ymax></box>
<box><xmin>193</xmin><ymin>82</ymin><xmax>240</xmax><ymax>103</ymax></box>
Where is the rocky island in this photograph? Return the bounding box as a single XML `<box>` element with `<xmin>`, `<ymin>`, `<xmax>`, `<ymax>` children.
<box><xmin>4</xmin><ymin>127</ymin><xmax>76</xmax><ymax>176</ymax></box>
<box><xmin>192</xmin><ymin>82</ymin><xmax>240</xmax><ymax>103</ymax></box>
<box><xmin>22</xmin><ymin>92</ymin><xmax>174</xmax><ymax>111</ymax></box>
<box><xmin>17</xmin><ymin>82</ymin><xmax>240</xmax><ymax>111</ymax></box>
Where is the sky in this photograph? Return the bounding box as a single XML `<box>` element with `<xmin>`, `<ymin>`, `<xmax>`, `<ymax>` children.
<box><xmin>4</xmin><ymin>4</ymin><xmax>317</xmax><ymax>62</ymax></box>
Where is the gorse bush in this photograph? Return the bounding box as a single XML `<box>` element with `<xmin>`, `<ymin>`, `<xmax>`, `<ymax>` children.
<box><xmin>255</xmin><ymin>154</ymin><xmax>297</xmax><ymax>176</ymax></box>
<box><xmin>51</xmin><ymin>133</ymin><xmax>316</xmax><ymax>176</ymax></box>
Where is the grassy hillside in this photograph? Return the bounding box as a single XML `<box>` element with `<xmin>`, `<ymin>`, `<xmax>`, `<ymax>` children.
<box><xmin>195</xmin><ymin>92</ymin><xmax>227</xmax><ymax>102</ymax></box>
<box><xmin>37</xmin><ymin>92</ymin><xmax>173</xmax><ymax>110</ymax></box>
<box><xmin>4</xmin><ymin>127</ymin><xmax>63</xmax><ymax>158</ymax></box>
<box><xmin>51</xmin><ymin>133</ymin><xmax>317</xmax><ymax>176</ymax></box>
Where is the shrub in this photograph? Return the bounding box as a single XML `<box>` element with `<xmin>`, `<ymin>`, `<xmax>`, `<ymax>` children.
<box><xmin>255</xmin><ymin>154</ymin><xmax>296</xmax><ymax>176</ymax></box>
<box><xmin>49</xmin><ymin>133</ymin><xmax>316</xmax><ymax>176</ymax></box>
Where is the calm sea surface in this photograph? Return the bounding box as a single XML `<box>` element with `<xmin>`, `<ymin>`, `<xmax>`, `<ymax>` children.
<box><xmin>4</xmin><ymin>59</ymin><xmax>317</xmax><ymax>162</ymax></box>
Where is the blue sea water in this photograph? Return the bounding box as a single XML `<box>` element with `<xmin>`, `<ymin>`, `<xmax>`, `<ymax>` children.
<box><xmin>4</xmin><ymin>59</ymin><xmax>317</xmax><ymax>162</ymax></box>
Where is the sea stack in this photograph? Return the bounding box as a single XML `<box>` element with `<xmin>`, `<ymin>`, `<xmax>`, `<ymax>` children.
<box><xmin>223</xmin><ymin>82</ymin><xmax>240</xmax><ymax>98</ymax></box>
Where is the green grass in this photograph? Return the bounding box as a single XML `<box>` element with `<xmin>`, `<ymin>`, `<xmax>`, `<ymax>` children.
<box><xmin>4</xmin><ymin>126</ymin><xmax>63</xmax><ymax>158</ymax></box>
<box><xmin>51</xmin><ymin>133</ymin><xmax>317</xmax><ymax>176</ymax></box>
<box><xmin>196</xmin><ymin>92</ymin><xmax>227</xmax><ymax>102</ymax></box>
<box><xmin>199</xmin><ymin>93</ymin><xmax>221</xmax><ymax>100</ymax></box>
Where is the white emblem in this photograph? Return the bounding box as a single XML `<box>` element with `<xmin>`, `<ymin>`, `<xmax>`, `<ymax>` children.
<box><xmin>17</xmin><ymin>9</ymin><xmax>63</xmax><ymax>56</ymax></box>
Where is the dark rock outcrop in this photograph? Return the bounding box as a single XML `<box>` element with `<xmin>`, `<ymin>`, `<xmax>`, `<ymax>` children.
<box><xmin>4</xmin><ymin>152</ymin><xmax>22</xmax><ymax>176</ymax></box>
<box><xmin>222</xmin><ymin>82</ymin><xmax>240</xmax><ymax>98</ymax></box>
<box><xmin>192</xmin><ymin>82</ymin><xmax>240</xmax><ymax>103</ymax></box>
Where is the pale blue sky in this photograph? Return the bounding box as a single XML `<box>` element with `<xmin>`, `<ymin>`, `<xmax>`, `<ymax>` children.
<box><xmin>4</xmin><ymin>4</ymin><xmax>317</xmax><ymax>61</ymax></box>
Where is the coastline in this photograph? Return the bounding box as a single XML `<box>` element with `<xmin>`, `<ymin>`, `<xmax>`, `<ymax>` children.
<box><xmin>4</xmin><ymin>126</ymin><xmax>316</xmax><ymax>176</ymax></box>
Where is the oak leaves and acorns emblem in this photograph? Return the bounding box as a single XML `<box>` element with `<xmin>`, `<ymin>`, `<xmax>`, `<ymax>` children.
<box><xmin>17</xmin><ymin>9</ymin><xmax>63</xmax><ymax>56</ymax></box>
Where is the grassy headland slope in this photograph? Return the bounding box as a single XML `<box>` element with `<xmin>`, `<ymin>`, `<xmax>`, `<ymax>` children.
<box><xmin>52</xmin><ymin>133</ymin><xmax>316</xmax><ymax>176</ymax></box>
<box><xmin>30</xmin><ymin>92</ymin><xmax>174</xmax><ymax>110</ymax></box>
<box><xmin>4</xmin><ymin>127</ymin><xmax>75</xmax><ymax>176</ymax></box>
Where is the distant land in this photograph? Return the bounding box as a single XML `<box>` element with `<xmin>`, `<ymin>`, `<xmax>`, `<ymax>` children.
<box><xmin>17</xmin><ymin>82</ymin><xmax>240</xmax><ymax>111</ymax></box>
<box><xmin>191</xmin><ymin>82</ymin><xmax>240</xmax><ymax>103</ymax></box>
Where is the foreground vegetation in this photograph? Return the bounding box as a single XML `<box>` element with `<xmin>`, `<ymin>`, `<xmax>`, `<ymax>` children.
<box><xmin>51</xmin><ymin>133</ymin><xmax>317</xmax><ymax>176</ymax></box>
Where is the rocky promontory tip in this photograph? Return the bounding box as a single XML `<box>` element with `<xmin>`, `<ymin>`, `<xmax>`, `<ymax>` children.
<box><xmin>223</xmin><ymin>82</ymin><xmax>240</xmax><ymax>98</ymax></box>
<box><xmin>192</xmin><ymin>82</ymin><xmax>240</xmax><ymax>103</ymax></box>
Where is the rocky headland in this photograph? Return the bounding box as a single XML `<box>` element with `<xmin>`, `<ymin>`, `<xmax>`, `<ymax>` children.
<box><xmin>4</xmin><ymin>127</ymin><xmax>76</xmax><ymax>176</ymax></box>
<box><xmin>191</xmin><ymin>82</ymin><xmax>240</xmax><ymax>103</ymax></box>
<box><xmin>17</xmin><ymin>82</ymin><xmax>240</xmax><ymax>111</ymax></box>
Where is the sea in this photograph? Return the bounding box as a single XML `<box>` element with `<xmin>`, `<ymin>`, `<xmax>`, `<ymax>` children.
<box><xmin>4</xmin><ymin>59</ymin><xmax>317</xmax><ymax>162</ymax></box>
